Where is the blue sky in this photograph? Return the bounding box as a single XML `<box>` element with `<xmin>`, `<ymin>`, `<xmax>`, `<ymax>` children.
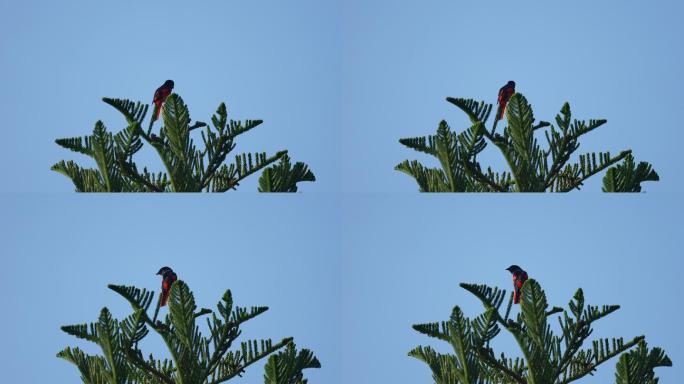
<box><xmin>1</xmin><ymin>0</ymin><xmax>682</xmax><ymax>383</ymax></box>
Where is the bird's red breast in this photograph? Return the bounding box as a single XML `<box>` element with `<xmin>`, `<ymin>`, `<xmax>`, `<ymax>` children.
<box><xmin>151</xmin><ymin>81</ymin><xmax>174</xmax><ymax>121</ymax></box>
<box><xmin>513</xmin><ymin>272</ymin><xmax>528</xmax><ymax>288</ymax></box>
<box><xmin>512</xmin><ymin>271</ymin><xmax>528</xmax><ymax>304</ymax></box>
<box><xmin>497</xmin><ymin>83</ymin><xmax>516</xmax><ymax>119</ymax></box>
<box><xmin>153</xmin><ymin>87</ymin><xmax>172</xmax><ymax>104</ymax></box>
<box><xmin>162</xmin><ymin>273</ymin><xmax>177</xmax><ymax>289</ymax></box>
<box><xmin>160</xmin><ymin>272</ymin><xmax>177</xmax><ymax>307</ymax></box>
<box><xmin>498</xmin><ymin>84</ymin><xmax>515</xmax><ymax>104</ymax></box>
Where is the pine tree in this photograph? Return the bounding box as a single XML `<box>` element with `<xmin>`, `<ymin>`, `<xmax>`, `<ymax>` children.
<box><xmin>58</xmin><ymin>281</ymin><xmax>320</xmax><ymax>384</ymax></box>
<box><xmin>409</xmin><ymin>279</ymin><xmax>671</xmax><ymax>383</ymax></box>
<box><xmin>52</xmin><ymin>95</ymin><xmax>315</xmax><ymax>192</ymax></box>
<box><xmin>397</xmin><ymin>94</ymin><xmax>659</xmax><ymax>192</ymax></box>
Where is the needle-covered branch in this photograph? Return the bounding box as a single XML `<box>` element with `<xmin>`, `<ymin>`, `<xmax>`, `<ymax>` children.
<box><xmin>602</xmin><ymin>153</ymin><xmax>660</xmax><ymax>192</ymax></box>
<box><xmin>410</xmin><ymin>279</ymin><xmax>670</xmax><ymax>383</ymax></box>
<box><xmin>614</xmin><ymin>341</ymin><xmax>672</xmax><ymax>384</ymax></box>
<box><xmin>398</xmin><ymin>93</ymin><xmax>658</xmax><ymax>192</ymax></box>
<box><xmin>59</xmin><ymin>281</ymin><xmax>320</xmax><ymax>384</ymax></box>
<box><xmin>53</xmin><ymin>94</ymin><xmax>315</xmax><ymax>192</ymax></box>
<box><xmin>263</xmin><ymin>343</ymin><xmax>322</xmax><ymax>384</ymax></box>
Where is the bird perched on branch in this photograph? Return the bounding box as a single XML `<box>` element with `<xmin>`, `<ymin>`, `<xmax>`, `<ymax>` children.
<box><xmin>497</xmin><ymin>80</ymin><xmax>516</xmax><ymax>120</ymax></box>
<box><xmin>157</xmin><ymin>266</ymin><xmax>177</xmax><ymax>307</ymax></box>
<box><xmin>151</xmin><ymin>80</ymin><xmax>174</xmax><ymax>122</ymax></box>
<box><xmin>506</xmin><ymin>264</ymin><xmax>528</xmax><ymax>304</ymax></box>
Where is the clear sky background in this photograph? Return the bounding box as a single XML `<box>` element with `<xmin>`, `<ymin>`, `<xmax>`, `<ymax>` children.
<box><xmin>1</xmin><ymin>0</ymin><xmax>682</xmax><ymax>383</ymax></box>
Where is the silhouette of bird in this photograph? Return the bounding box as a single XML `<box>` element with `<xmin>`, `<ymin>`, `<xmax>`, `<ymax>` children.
<box><xmin>151</xmin><ymin>80</ymin><xmax>174</xmax><ymax>122</ymax></box>
<box><xmin>497</xmin><ymin>80</ymin><xmax>516</xmax><ymax>120</ymax></box>
<box><xmin>157</xmin><ymin>266</ymin><xmax>177</xmax><ymax>307</ymax></box>
<box><xmin>506</xmin><ymin>264</ymin><xmax>528</xmax><ymax>304</ymax></box>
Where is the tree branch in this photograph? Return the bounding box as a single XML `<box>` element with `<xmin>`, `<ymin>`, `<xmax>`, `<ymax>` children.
<box><xmin>189</xmin><ymin>121</ymin><xmax>207</xmax><ymax>131</ymax></box>
<box><xmin>555</xmin><ymin>319</ymin><xmax>587</xmax><ymax>379</ymax></box>
<box><xmin>117</xmin><ymin>157</ymin><xmax>164</xmax><ymax>192</ymax></box>
<box><xmin>544</xmin><ymin>134</ymin><xmax>575</xmax><ymax>188</ymax></box>
<box><xmin>124</xmin><ymin>347</ymin><xmax>175</xmax><ymax>384</ymax></box>
<box><xmin>137</xmin><ymin>127</ymin><xmax>179</xmax><ymax>192</ymax></box>
<box><xmin>480</xmin><ymin>123</ymin><xmax>525</xmax><ymax>191</ymax></box>
<box><xmin>476</xmin><ymin>347</ymin><xmax>527</xmax><ymax>384</ymax></box>
<box><xmin>559</xmin><ymin>150</ymin><xmax>631</xmax><ymax>192</ymax></box>
<box><xmin>200</xmin><ymin>135</ymin><xmax>230</xmax><ymax>189</ymax></box>
<box><xmin>228</xmin><ymin>151</ymin><xmax>288</xmax><ymax>189</ymax></box>
<box><xmin>559</xmin><ymin>336</ymin><xmax>644</xmax><ymax>384</ymax></box>
<box><xmin>208</xmin><ymin>338</ymin><xmax>293</xmax><ymax>384</ymax></box>
<box><xmin>533</xmin><ymin>121</ymin><xmax>551</xmax><ymax>131</ymax></box>
<box><xmin>462</xmin><ymin>160</ymin><xmax>506</xmax><ymax>192</ymax></box>
<box><xmin>204</xmin><ymin>328</ymin><xmax>238</xmax><ymax>381</ymax></box>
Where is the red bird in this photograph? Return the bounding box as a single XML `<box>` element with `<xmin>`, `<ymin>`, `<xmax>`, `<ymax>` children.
<box><xmin>506</xmin><ymin>264</ymin><xmax>528</xmax><ymax>304</ymax></box>
<box><xmin>157</xmin><ymin>266</ymin><xmax>177</xmax><ymax>307</ymax></box>
<box><xmin>151</xmin><ymin>80</ymin><xmax>175</xmax><ymax>122</ymax></box>
<box><xmin>497</xmin><ymin>80</ymin><xmax>516</xmax><ymax>120</ymax></box>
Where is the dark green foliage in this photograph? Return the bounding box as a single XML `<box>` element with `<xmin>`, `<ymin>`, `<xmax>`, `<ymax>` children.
<box><xmin>258</xmin><ymin>154</ymin><xmax>316</xmax><ymax>192</ymax></box>
<box><xmin>397</xmin><ymin>94</ymin><xmax>658</xmax><ymax>192</ymax></box>
<box><xmin>615</xmin><ymin>341</ymin><xmax>672</xmax><ymax>384</ymax></box>
<box><xmin>58</xmin><ymin>281</ymin><xmax>320</xmax><ymax>384</ymax></box>
<box><xmin>602</xmin><ymin>154</ymin><xmax>660</xmax><ymax>192</ymax></box>
<box><xmin>410</xmin><ymin>279</ymin><xmax>670</xmax><ymax>383</ymax></box>
<box><xmin>53</xmin><ymin>95</ymin><xmax>315</xmax><ymax>192</ymax></box>
<box><xmin>263</xmin><ymin>343</ymin><xmax>321</xmax><ymax>384</ymax></box>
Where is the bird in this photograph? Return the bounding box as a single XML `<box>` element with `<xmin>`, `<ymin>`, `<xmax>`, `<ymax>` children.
<box><xmin>151</xmin><ymin>80</ymin><xmax>175</xmax><ymax>122</ymax></box>
<box><xmin>497</xmin><ymin>80</ymin><xmax>516</xmax><ymax>120</ymax></box>
<box><xmin>157</xmin><ymin>266</ymin><xmax>178</xmax><ymax>307</ymax></box>
<box><xmin>506</xmin><ymin>265</ymin><xmax>528</xmax><ymax>304</ymax></box>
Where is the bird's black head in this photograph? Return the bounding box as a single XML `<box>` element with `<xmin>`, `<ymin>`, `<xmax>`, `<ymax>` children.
<box><xmin>164</xmin><ymin>80</ymin><xmax>174</xmax><ymax>89</ymax></box>
<box><xmin>507</xmin><ymin>80</ymin><xmax>515</xmax><ymax>88</ymax></box>
<box><xmin>157</xmin><ymin>266</ymin><xmax>173</xmax><ymax>276</ymax></box>
<box><xmin>506</xmin><ymin>265</ymin><xmax>523</xmax><ymax>274</ymax></box>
